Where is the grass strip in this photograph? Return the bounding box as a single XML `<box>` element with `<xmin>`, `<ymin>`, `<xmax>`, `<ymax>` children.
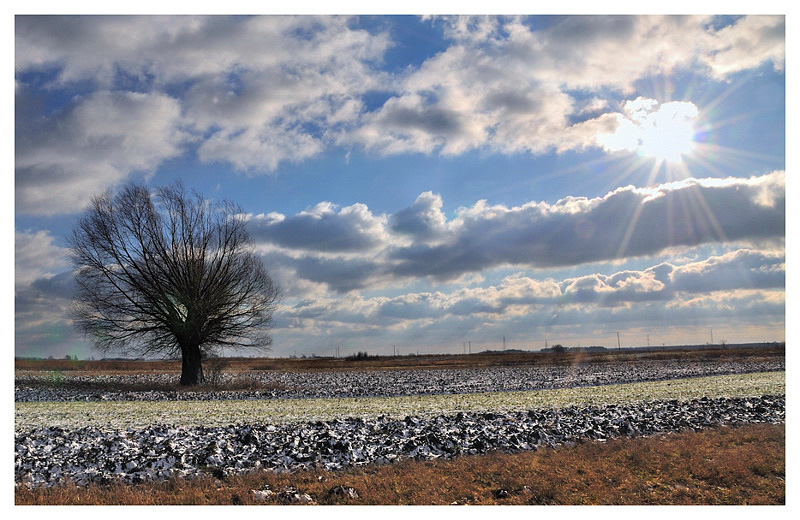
<box><xmin>15</xmin><ymin>371</ymin><xmax>784</xmax><ymax>431</ymax></box>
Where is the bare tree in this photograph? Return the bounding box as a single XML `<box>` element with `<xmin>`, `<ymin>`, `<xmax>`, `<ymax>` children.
<box><xmin>69</xmin><ymin>182</ymin><xmax>280</xmax><ymax>385</ymax></box>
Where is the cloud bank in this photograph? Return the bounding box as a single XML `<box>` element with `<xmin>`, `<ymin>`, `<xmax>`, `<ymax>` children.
<box><xmin>250</xmin><ymin>171</ymin><xmax>784</xmax><ymax>290</ymax></box>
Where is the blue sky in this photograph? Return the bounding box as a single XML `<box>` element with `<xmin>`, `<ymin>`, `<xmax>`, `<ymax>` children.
<box><xmin>13</xmin><ymin>12</ymin><xmax>786</xmax><ymax>359</ymax></box>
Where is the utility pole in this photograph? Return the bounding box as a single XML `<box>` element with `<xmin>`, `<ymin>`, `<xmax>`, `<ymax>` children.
<box><xmin>468</xmin><ymin>341</ymin><xmax>471</xmax><ymax>354</ymax></box>
<box><xmin>616</xmin><ymin>332</ymin><xmax>621</xmax><ymax>350</ymax></box>
<box><xmin>710</xmin><ymin>329</ymin><xmax>714</xmax><ymax>344</ymax></box>
<box><xmin>503</xmin><ymin>335</ymin><xmax>506</xmax><ymax>349</ymax></box>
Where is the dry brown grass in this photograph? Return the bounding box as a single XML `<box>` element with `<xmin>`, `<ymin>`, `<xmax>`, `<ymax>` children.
<box><xmin>15</xmin><ymin>423</ymin><xmax>784</xmax><ymax>505</ymax></box>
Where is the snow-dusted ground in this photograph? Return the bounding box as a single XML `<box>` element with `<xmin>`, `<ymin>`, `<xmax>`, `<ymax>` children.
<box><xmin>14</xmin><ymin>358</ymin><xmax>786</xmax><ymax>489</ymax></box>
<box><xmin>16</xmin><ymin>395</ymin><xmax>784</xmax><ymax>488</ymax></box>
<box><xmin>15</xmin><ymin>357</ymin><xmax>784</xmax><ymax>402</ymax></box>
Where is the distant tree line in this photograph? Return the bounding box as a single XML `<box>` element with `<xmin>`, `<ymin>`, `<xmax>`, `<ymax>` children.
<box><xmin>348</xmin><ymin>351</ymin><xmax>372</xmax><ymax>361</ymax></box>
<box><xmin>540</xmin><ymin>345</ymin><xmax>608</xmax><ymax>353</ymax></box>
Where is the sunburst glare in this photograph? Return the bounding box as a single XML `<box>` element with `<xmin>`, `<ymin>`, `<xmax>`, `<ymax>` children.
<box><xmin>637</xmin><ymin>102</ymin><xmax>698</xmax><ymax>163</ymax></box>
<box><xmin>598</xmin><ymin>98</ymin><xmax>699</xmax><ymax>168</ymax></box>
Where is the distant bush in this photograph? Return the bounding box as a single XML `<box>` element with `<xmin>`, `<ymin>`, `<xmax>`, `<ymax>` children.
<box><xmin>204</xmin><ymin>356</ymin><xmax>228</xmax><ymax>388</ymax></box>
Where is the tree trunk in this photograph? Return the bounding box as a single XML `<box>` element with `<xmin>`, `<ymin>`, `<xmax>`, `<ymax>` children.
<box><xmin>180</xmin><ymin>342</ymin><xmax>204</xmax><ymax>386</ymax></box>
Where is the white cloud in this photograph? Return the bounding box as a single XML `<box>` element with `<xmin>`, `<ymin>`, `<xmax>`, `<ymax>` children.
<box><xmin>389</xmin><ymin>191</ymin><xmax>447</xmax><ymax>241</ymax></box>
<box><xmin>14</xmin><ymin>230</ymin><xmax>71</xmax><ymax>289</ymax></box>
<box><xmin>15</xmin><ymin>15</ymin><xmax>392</xmax><ymax>213</ymax></box>
<box><xmin>197</xmin><ymin>123</ymin><xmax>325</xmax><ymax>172</ymax></box>
<box><xmin>15</xmin><ymin>90</ymin><xmax>187</xmax><ymax>215</ymax></box>
<box><xmin>514</xmin><ymin>16</ymin><xmax>710</xmax><ymax>91</ymax></box>
<box><xmin>182</xmin><ymin>18</ymin><xmax>390</xmax><ymax>170</ymax></box>
<box><xmin>435</xmin><ymin>15</ymin><xmax>503</xmax><ymax>45</ymax></box>
<box><xmin>702</xmin><ymin>15</ymin><xmax>785</xmax><ymax>77</ymax></box>
<box><xmin>15</xmin><ymin>16</ymin><xmax>390</xmax><ymax>87</ymax></box>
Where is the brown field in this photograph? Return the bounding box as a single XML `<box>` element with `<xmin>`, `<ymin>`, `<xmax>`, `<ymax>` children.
<box><xmin>15</xmin><ymin>423</ymin><xmax>784</xmax><ymax>505</ymax></box>
<box><xmin>14</xmin><ymin>344</ymin><xmax>785</xmax><ymax>376</ymax></box>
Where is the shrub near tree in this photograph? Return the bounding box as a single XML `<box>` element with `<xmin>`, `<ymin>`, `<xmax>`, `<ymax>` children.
<box><xmin>69</xmin><ymin>182</ymin><xmax>280</xmax><ymax>386</ymax></box>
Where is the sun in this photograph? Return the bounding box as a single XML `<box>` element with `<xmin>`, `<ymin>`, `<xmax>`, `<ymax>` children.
<box><xmin>598</xmin><ymin>98</ymin><xmax>699</xmax><ymax>165</ymax></box>
<box><xmin>636</xmin><ymin>102</ymin><xmax>698</xmax><ymax>163</ymax></box>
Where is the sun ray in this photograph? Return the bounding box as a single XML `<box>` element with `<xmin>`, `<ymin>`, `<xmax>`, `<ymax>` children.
<box><xmin>615</xmin><ymin>196</ymin><xmax>646</xmax><ymax>260</ymax></box>
<box><xmin>614</xmin><ymin>158</ymin><xmax>665</xmax><ymax>258</ymax></box>
<box><xmin>683</xmin><ymin>180</ymin><xmax>729</xmax><ymax>244</ymax></box>
<box><xmin>688</xmin><ymin>142</ymin><xmax>783</xmax><ymax>175</ymax></box>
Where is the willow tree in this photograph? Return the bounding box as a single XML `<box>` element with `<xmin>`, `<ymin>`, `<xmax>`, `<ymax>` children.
<box><xmin>69</xmin><ymin>182</ymin><xmax>280</xmax><ymax>385</ymax></box>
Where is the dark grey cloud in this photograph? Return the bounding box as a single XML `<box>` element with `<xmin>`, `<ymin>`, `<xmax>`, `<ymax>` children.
<box><xmin>292</xmin><ymin>255</ymin><xmax>382</xmax><ymax>293</ymax></box>
<box><xmin>29</xmin><ymin>271</ymin><xmax>78</xmax><ymax>301</ymax></box>
<box><xmin>670</xmin><ymin>249</ymin><xmax>785</xmax><ymax>293</ymax></box>
<box><xmin>484</xmin><ymin>90</ymin><xmax>542</xmax><ymax>114</ymax></box>
<box><xmin>15</xmin><ymin>271</ymin><xmax>76</xmax><ymax>320</ymax></box>
<box><xmin>445</xmin><ymin>297</ymin><xmax>504</xmax><ymax>316</ymax></box>
<box><xmin>379</xmin><ymin>103</ymin><xmax>464</xmax><ymax>136</ymax></box>
<box><xmin>541</xmin><ymin>15</ymin><xmax>638</xmax><ymax>50</ymax></box>
<box><xmin>249</xmin><ymin>173</ymin><xmax>784</xmax><ymax>297</ymax></box>
<box><xmin>287</xmin><ymin>300</ymin><xmax>329</xmax><ymax>319</ymax></box>
<box><xmin>277</xmin><ymin>247</ymin><xmax>785</xmax><ymax>343</ymax></box>
<box><xmin>278</xmin><ymin>247</ymin><xmax>785</xmax><ymax>353</ymax></box>
<box><xmin>377</xmin><ymin>294</ymin><xmax>442</xmax><ymax>320</ymax></box>
<box><xmin>14</xmin><ymin>270</ymin><xmax>80</xmax><ymax>358</ymax></box>
<box><xmin>389</xmin><ymin>173</ymin><xmax>784</xmax><ymax>280</ymax></box>
<box><xmin>248</xmin><ymin>203</ymin><xmax>385</xmax><ymax>253</ymax></box>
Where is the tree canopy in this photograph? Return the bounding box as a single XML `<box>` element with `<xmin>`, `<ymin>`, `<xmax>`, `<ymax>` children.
<box><xmin>70</xmin><ymin>182</ymin><xmax>280</xmax><ymax>385</ymax></box>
